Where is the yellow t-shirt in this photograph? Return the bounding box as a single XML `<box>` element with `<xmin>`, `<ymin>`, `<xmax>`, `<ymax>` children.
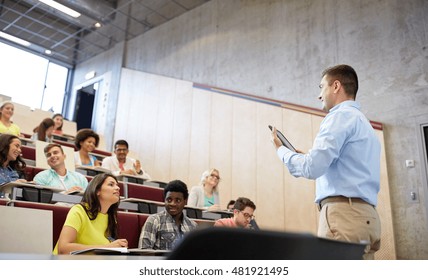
<box><xmin>0</xmin><ymin>122</ymin><xmax>20</xmax><ymax>136</ymax></box>
<box><xmin>53</xmin><ymin>204</ymin><xmax>110</xmax><ymax>254</ymax></box>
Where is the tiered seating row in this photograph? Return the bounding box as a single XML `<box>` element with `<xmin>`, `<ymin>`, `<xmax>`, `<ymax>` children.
<box><xmin>6</xmin><ymin>200</ymin><xmax>149</xmax><ymax>249</ymax></box>
<box><xmin>24</xmin><ymin>166</ymin><xmax>164</xmax><ymax>203</ymax></box>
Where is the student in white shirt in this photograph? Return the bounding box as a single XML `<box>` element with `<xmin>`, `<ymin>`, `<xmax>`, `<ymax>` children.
<box><xmin>102</xmin><ymin>139</ymin><xmax>151</xmax><ymax>180</ymax></box>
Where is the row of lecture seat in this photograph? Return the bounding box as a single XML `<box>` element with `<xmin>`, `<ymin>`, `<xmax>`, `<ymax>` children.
<box><xmin>19</xmin><ymin>139</ymin><xmax>112</xmax><ymax>162</ymax></box>
<box><xmin>52</xmin><ymin>139</ymin><xmax>112</xmax><ymax>157</ymax></box>
<box><xmin>23</xmin><ymin>165</ymin><xmax>165</xmax><ymax>203</ymax></box>
<box><xmin>3</xmin><ymin>200</ymin><xmax>149</xmax><ymax>249</ymax></box>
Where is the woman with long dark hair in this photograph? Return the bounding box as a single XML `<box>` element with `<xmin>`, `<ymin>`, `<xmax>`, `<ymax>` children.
<box><xmin>31</xmin><ymin>118</ymin><xmax>55</xmax><ymax>142</ymax></box>
<box><xmin>52</xmin><ymin>113</ymin><xmax>64</xmax><ymax>135</ymax></box>
<box><xmin>0</xmin><ymin>134</ymin><xmax>27</xmax><ymax>198</ymax></box>
<box><xmin>54</xmin><ymin>173</ymin><xmax>128</xmax><ymax>254</ymax></box>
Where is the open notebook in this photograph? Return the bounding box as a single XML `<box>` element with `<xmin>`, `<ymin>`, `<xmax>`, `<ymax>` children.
<box><xmin>70</xmin><ymin>247</ymin><xmax>170</xmax><ymax>256</ymax></box>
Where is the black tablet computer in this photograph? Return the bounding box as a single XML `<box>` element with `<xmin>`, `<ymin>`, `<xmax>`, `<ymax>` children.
<box><xmin>268</xmin><ymin>125</ymin><xmax>296</xmax><ymax>152</ymax></box>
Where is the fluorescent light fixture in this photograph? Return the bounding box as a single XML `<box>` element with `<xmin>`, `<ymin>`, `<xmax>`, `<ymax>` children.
<box><xmin>39</xmin><ymin>0</ymin><xmax>81</xmax><ymax>18</ymax></box>
<box><xmin>0</xmin><ymin>32</ymin><xmax>31</xmax><ymax>46</ymax></box>
<box><xmin>85</xmin><ymin>71</ymin><xmax>96</xmax><ymax>80</ymax></box>
<box><xmin>45</xmin><ymin>49</ymin><xmax>52</xmax><ymax>55</ymax></box>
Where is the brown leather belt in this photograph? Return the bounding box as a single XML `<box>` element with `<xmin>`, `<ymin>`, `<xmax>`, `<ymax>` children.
<box><xmin>318</xmin><ymin>196</ymin><xmax>371</xmax><ymax>211</ymax></box>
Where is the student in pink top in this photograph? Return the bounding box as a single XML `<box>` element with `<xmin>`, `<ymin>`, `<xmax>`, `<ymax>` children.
<box><xmin>214</xmin><ymin>197</ymin><xmax>256</xmax><ymax>229</ymax></box>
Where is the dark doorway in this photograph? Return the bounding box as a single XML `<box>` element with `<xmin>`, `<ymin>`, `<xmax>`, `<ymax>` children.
<box><xmin>74</xmin><ymin>84</ymin><xmax>96</xmax><ymax>130</ymax></box>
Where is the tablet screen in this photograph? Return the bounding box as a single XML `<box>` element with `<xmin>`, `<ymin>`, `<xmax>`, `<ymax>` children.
<box><xmin>268</xmin><ymin>125</ymin><xmax>296</xmax><ymax>152</ymax></box>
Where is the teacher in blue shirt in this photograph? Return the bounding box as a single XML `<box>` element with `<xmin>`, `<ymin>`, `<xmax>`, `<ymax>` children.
<box><xmin>271</xmin><ymin>64</ymin><xmax>381</xmax><ymax>260</ymax></box>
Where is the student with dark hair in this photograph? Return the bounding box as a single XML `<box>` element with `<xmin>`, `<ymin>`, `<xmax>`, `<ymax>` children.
<box><xmin>74</xmin><ymin>128</ymin><xmax>101</xmax><ymax>166</ymax></box>
<box><xmin>54</xmin><ymin>173</ymin><xmax>128</xmax><ymax>254</ymax></box>
<box><xmin>214</xmin><ymin>197</ymin><xmax>256</xmax><ymax>229</ymax></box>
<box><xmin>138</xmin><ymin>180</ymin><xmax>198</xmax><ymax>250</ymax></box>
<box><xmin>52</xmin><ymin>113</ymin><xmax>64</xmax><ymax>135</ymax></box>
<box><xmin>226</xmin><ymin>199</ymin><xmax>236</xmax><ymax>211</ymax></box>
<box><xmin>0</xmin><ymin>134</ymin><xmax>27</xmax><ymax>198</ymax></box>
<box><xmin>34</xmin><ymin>143</ymin><xmax>88</xmax><ymax>194</ymax></box>
<box><xmin>270</xmin><ymin>64</ymin><xmax>381</xmax><ymax>260</ymax></box>
<box><xmin>31</xmin><ymin>118</ymin><xmax>55</xmax><ymax>142</ymax></box>
<box><xmin>101</xmin><ymin>139</ymin><xmax>151</xmax><ymax>179</ymax></box>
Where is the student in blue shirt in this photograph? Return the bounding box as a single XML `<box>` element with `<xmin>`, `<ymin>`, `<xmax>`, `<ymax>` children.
<box><xmin>271</xmin><ymin>64</ymin><xmax>381</xmax><ymax>260</ymax></box>
<box><xmin>34</xmin><ymin>143</ymin><xmax>88</xmax><ymax>194</ymax></box>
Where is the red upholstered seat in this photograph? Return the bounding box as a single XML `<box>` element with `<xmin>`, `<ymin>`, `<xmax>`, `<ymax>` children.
<box><xmin>21</xmin><ymin>146</ymin><xmax>36</xmax><ymax>160</ymax></box>
<box><xmin>117</xmin><ymin>211</ymin><xmax>141</xmax><ymax>249</ymax></box>
<box><xmin>93</xmin><ymin>149</ymin><xmax>111</xmax><ymax>157</ymax></box>
<box><xmin>0</xmin><ymin>198</ymin><xmax>9</xmax><ymax>205</ymax></box>
<box><xmin>127</xmin><ymin>183</ymin><xmax>164</xmax><ymax>202</ymax></box>
<box><xmin>10</xmin><ymin>202</ymin><xmax>151</xmax><ymax>250</ymax></box>
<box><xmin>24</xmin><ymin>165</ymin><xmax>35</xmax><ymax>181</ymax></box>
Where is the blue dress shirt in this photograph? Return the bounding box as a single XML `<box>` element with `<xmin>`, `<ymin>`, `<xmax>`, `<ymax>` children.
<box><xmin>277</xmin><ymin>100</ymin><xmax>381</xmax><ymax>206</ymax></box>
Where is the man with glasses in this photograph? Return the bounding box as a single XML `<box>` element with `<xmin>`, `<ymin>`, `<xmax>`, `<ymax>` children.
<box><xmin>214</xmin><ymin>197</ymin><xmax>256</xmax><ymax>229</ymax></box>
<box><xmin>34</xmin><ymin>143</ymin><xmax>88</xmax><ymax>194</ymax></box>
<box><xmin>101</xmin><ymin>139</ymin><xmax>151</xmax><ymax>179</ymax></box>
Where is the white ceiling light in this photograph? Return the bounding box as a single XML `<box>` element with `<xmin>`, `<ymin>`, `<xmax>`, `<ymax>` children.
<box><xmin>39</xmin><ymin>0</ymin><xmax>81</xmax><ymax>18</ymax></box>
<box><xmin>0</xmin><ymin>32</ymin><xmax>31</xmax><ymax>46</ymax></box>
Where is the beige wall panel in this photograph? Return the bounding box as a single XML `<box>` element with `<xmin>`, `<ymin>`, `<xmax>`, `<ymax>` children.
<box><xmin>12</xmin><ymin>102</ymin><xmax>51</xmax><ymax>135</ymax></box>
<box><xmin>116</xmin><ymin>70</ymin><xmax>158</xmax><ymax>178</ymax></box>
<box><xmin>134</xmin><ymin>73</ymin><xmax>162</xmax><ymax>178</ymax></box>
<box><xmin>311</xmin><ymin>115</ymin><xmax>323</xmax><ymax>228</ymax></box>
<box><xmin>188</xmin><ymin>88</ymin><xmax>211</xmax><ymax>187</ymax></box>
<box><xmin>209</xmin><ymin>93</ymin><xmax>233</xmax><ymax>209</ymax></box>
<box><xmin>374</xmin><ymin>130</ymin><xmax>397</xmax><ymax>260</ymax></box>
<box><xmin>152</xmin><ymin>78</ymin><xmax>176</xmax><ymax>181</ymax></box>
<box><xmin>116</xmin><ymin>70</ymin><xmax>136</xmax><ymax>140</ymax></box>
<box><xmin>231</xmin><ymin>98</ymin><xmax>257</xmax><ymax>202</ymax></box>
<box><xmin>281</xmin><ymin>110</ymin><xmax>317</xmax><ymax>234</ymax></box>
<box><xmin>169</xmin><ymin>79</ymin><xmax>193</xmax><ymax>184</ymax></box>
<box><xmin>255</xmin><ymin>103</ymin><xmax>285</xmax><ymax>230</ymax></box>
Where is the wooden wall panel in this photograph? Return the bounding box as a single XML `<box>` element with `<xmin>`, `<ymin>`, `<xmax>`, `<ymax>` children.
<box><xmin>375</xmin><ymin>130</ymin><xmax>397</xmax><ymax>260</ymax></box>
<box><xmin>231</xmin><ymin>98</ymin><xmax>257</xmax><ymax>202</ymax></box>
<box><xmin>169</xmin><ymin>79</ymin><xmax>193</xmax><ymax>184</ymax></box>
<box><xmin>152</xmin><ymin>77</ymin><xmax>176</xmax><ymax>181</ymax></box>
<box><xmin>188</xmin><ymin>88</ymin><xmax>211</xmax><ymax>187</ymax></box>
<box><xmin>281</xmin><ymin>110</ymin><xmax>317</xmax><ymax>234</ymax></box>
<box><xmin>255</xmin><ymin>103</ymin><xmax>285</xmax><ymax>230</ymax></box>
<box><xmin>117</xmin><ymin>70</ymin><xmax>160</xmax><ymax>177</ymax></box>
<box><xmin>209</xmin><ymin>93</ymin><xmax>233</xmax><ymax>208</ymax></box>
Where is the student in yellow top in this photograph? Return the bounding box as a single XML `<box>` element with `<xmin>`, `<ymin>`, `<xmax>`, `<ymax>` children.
<box><xmin>54</xmin><ymin>173</ymin><xmax>128</xmax><ymax>254</ymax></box>
<box><xmin>0</xmin><ymin>101</ymin><xmax>20</xmax><ymax>136</ymax></box>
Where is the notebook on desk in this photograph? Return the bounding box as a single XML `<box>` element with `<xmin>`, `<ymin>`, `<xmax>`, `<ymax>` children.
<box><xmin>70</xmin><ymin>247</ymin><xmax>170</xmax><ymax>256</ymax></box>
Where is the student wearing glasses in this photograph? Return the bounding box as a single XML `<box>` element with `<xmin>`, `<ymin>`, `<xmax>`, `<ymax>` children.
<box><xmin>187</xmin><ymin>168</ymin><xmax>221</xmax><ymax>211</ymax></box>
<box><xmin>214</xmin><ymin>197</ymin><xmax>256</xmax><ymax>229</ymax></box>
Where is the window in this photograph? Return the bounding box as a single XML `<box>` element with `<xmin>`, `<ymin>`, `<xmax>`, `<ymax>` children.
<box><xmin>0</xmin><ymin>42</ymin><xmax>69</xmax><ymax>113</ymax></box>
